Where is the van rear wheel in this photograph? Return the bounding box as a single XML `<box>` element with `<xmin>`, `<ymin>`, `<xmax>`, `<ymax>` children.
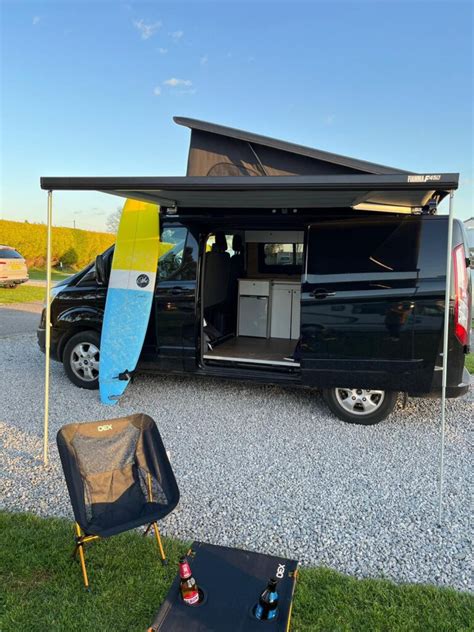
<box><xmin>323</xmin><ymin>388</ymin><xmax>397</xmax><ymax>425</ymax></box>
<box><xmin>63</xmin><ymin>331</ymin><xmax>100</xmax><ymax>390</ymax></box>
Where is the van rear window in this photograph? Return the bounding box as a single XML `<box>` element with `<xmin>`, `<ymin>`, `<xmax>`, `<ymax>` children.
<box><xmin>307</xmin><ymin>218</ymin><xmax>421</xmax><ymax>275</ymax></box>
<box><xmin>0</xmin><ymin>248</ymin><xmax>22</xmax><ymax>259</ymax></box>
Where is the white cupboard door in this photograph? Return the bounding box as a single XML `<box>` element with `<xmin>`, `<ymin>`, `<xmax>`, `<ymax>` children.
<box><xmin>270</xmin><ymin>288</ymin><xmax>292</xmax><ymax>338</ymax></box>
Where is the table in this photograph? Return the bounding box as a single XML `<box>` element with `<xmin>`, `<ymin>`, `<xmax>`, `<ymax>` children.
<box><xmin>148</xmin><ymin>541</ymin><xmax>299</xmax><ymax>631</ymax></box>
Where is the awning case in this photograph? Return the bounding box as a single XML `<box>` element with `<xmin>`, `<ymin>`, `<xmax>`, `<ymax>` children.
<box><xmin>40</xmin><ymin>173</ymin><xmax>459</xmax><ymax>211</ymax></box>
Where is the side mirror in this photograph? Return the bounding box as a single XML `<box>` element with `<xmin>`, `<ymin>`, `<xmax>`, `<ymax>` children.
<box><xmin>95</xmin><ymin>254</ymin><xmax>106</xmax><ymax>286</ymax></box>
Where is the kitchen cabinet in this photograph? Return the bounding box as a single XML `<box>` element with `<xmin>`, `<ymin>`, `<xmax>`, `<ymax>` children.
<box><xmin>270</xmin><ymin>282</ymin><xmax>301</xmax><ymax>340</ymax></box>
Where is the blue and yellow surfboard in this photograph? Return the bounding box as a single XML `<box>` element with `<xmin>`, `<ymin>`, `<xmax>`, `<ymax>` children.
<box><xmin>99</xmin><ymin>199</ymin><xmax>159</xmax><ymax>405</ymax></box>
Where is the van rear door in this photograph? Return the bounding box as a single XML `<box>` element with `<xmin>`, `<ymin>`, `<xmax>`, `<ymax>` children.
<box><xmin>300</xmin><ymin>216</ymin><xmax>423</xmax><ymax>391</ymax></box>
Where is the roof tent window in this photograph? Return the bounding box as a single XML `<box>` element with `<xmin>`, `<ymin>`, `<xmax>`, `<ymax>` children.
<box><xmin>308</xmin><ymin>218</ymin><xmax>421</xmax><ymax>276</ymax></box>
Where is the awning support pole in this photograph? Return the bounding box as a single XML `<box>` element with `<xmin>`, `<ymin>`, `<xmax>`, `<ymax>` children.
<box><xmin>438</xmin><ymin>190</ymin><xmax>455</xmax><ymax>525</ymax></box>
<box><xmin>43</xmin><ymin>190</ymin><xmax>53</xmax><ymax>466</ymax></box>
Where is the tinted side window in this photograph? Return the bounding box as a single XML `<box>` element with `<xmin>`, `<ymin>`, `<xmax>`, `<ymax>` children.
<box><xmin>158</xmin><ymin>227</ymin><xmax>198</xmax><ymax>281</ymax></box>
<box><xmin>307</xmin><ymin>218</ymin><xmax>422</xmax><ymax>275</ymax></box>
<box><xmin>416</xmin><ymin>218</ymin><xmax>448</xmax><ymax>278</ymax></box>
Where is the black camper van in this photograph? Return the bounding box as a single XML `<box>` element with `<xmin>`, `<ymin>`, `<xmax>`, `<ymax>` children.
<box><xmin>38</xmin><ymin>118</ymin><xmax>472</xmax><ymax>425</ymax></box>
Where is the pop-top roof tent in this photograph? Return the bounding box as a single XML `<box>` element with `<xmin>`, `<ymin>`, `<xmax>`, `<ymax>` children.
<box><xmin>40</xmin><ymin>117</ymin><xmax>458</xmax><ymax>523</ymax></box>
<box><xmin>175</xmin><ymin>116</ymin><xmax>411</xmax><ymax>177</ymax></box>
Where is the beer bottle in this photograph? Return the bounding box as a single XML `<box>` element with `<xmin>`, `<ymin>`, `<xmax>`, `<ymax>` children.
<box><xmin>179</xmin><ymin>556</ymin><xmax>200</xmax><ymax>606</ymax></box>
<box><xmin>254</xmin><ymin>578</ymin><xmax>279</xmax><ymax>620</ymax></box>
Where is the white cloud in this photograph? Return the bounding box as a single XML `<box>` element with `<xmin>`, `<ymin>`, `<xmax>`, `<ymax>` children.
<box><xmin>134</xmin><ymin>18</ymin><xmax>162</xmax><ymax>40</ymax></box>
<box><xmin>158</xmin><ymin>47</ymin><xmax>168</xmax><ymax>54</ymax></box>
<box><xmin>170</xmin><ymin>30</ymin><xmax>183</xmax><ymax>42</ymax></box>
<box><xmin>164</xmin><ymin>77</ymin><xmax>192</xmax><ymax>87</ymax></box>
<box><xmin>200</xmin><ymin>54</ymin><xmax>208</xmax><ymax>66</ymax></box>
<box><xmin>153</xmin><ymin>86</ymin><xmax>162</xmax><ymax>96</ymax></box>
<box><xmin>32</xmin><ymin>16</ymin><xmax>40</xmax><ymax>25</ymax></box>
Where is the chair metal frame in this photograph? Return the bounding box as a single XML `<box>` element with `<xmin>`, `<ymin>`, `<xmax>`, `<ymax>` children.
<box><xmin>72</xmin><ymin>472</ymin><xmax>168</xmax><ymax>589</ymax></box>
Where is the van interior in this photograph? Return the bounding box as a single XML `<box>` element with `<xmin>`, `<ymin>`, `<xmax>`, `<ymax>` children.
<box><xmin>201</xmin><ymin>228</ymin><xmax>303</xmax><ymax>370</ymax></box>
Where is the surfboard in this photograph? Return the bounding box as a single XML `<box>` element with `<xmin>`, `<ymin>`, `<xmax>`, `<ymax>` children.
<box><xmin>99</xmin><ymin>199</ymin><xmax>160</xmax><ymax>405</ymax></box>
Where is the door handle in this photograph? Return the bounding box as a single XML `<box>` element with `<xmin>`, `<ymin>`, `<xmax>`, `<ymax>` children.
<box><xmin>311</xmin><ymin>289</ymin><xmax>336</xmax><ymax>300</ymax></box>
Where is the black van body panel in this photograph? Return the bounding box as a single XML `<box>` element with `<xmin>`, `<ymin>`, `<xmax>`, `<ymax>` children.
<box><xmin>38</xmin><ymin>212</ymin><xmax>470</xmax><ymax>399</ymax></box>
<box><xmin>299</xmin><ymin>216</ymin><xmax>469</xmax><ymax>394</ymax></box>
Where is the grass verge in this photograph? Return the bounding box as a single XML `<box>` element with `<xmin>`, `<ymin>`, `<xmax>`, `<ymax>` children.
<box><xmin>0</xmin><ymin>285</ymin><xmax>45</xmax><ymax>304</ymax></box>
<box><xmin>465</xmin><ymin>353</ymin><xmax>474</xmax><ymax>375</ymax></box>
<box><xmin>28</xmin><ymin>268</ymin><xmax>74</xmax><ymax>281</ymax></box>
<box><xmin>1</xmin><ymin>513</ymin><xmax>472</xmax><ymax>632</ymax></box>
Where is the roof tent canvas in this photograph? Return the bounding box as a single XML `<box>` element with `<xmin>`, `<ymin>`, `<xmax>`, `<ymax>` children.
<box><xmin>174</xmin><ymin>116</ymin><xmax>409</xmax><ymax>177</ymax></box>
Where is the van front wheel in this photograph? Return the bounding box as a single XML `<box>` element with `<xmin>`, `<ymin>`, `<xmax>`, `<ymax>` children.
<box><xmin>323</xmin><ymin>388</ymin><xmax>397</xmax><ymax>425</ymax></box>
<box><xmin>63</xmin><ymin>330</ymin><xmax>100</xmax><ymax>390</ymax></box>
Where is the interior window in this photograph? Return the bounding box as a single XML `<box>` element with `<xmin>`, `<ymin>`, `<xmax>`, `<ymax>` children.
<box><xmin>158</xmin><ymin>227</ymin><xmax>197</xmax><ymax>281</ymax></box>
<box><xmin>258</xmin><ymin>243</ymin><xmax>303</xmax><ymax>273</ymax></box>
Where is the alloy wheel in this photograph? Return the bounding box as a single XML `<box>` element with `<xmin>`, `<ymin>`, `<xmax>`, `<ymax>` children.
<box><xmin>70</xmin><ymin>342</ymin><xmax>100</xmax><ymax>382</ymax></box>
<box><xmin>334</xmin><ymin>388</ymin><xmax>385</xmax><ymax>416</ymax></box>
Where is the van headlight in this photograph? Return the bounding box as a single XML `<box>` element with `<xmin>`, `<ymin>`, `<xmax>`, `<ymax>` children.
<box><xmin>44</xmin><ymin>284</ymin><xmax>63</xmax><ymax>307</ymax></box>
<box><xmin>50</xmin><ymin>285</ymin><xmax>63</xmax><ymax>300</ymax></box>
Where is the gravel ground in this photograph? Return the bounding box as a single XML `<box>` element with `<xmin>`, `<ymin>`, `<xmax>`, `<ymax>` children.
<box><xmin>1</xmin><ymin>333</ymin><xmax>472</xmax><ymax>591</ymax></box>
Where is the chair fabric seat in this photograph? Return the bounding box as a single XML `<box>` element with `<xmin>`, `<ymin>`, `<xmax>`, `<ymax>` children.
<box><xmin>57</xmin><ymin>413</ymin><xmax>180</xmax><ymax>538</ymax></box>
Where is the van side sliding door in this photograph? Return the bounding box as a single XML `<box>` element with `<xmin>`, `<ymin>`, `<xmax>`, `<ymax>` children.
<box><xmin>300</xmin><ymin>217</ymin><xmax>423</xmax><ymax>391</ymax></box>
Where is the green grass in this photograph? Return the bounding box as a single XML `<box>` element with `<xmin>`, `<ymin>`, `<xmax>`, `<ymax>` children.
<box><xmin>28</xmin><ymin>268</ymin><xmax>75</xmax><ymax>281</ymax></box>
<box><xmin>1</xmin><ymin>513</ymin><xmax>472</xmax><ymax>632</ymax></box>
<box><xmin>0</xmin><ymin>285</ymin><xmax>45</xmax><ymax>304</ymax></box>
<box><xmin>465</xmin><ymin>353</ymin><xmax>474</xmax><ymax>374</ymax></box>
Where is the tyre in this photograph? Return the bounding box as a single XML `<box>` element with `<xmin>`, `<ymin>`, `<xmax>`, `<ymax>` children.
<box><xmin>323</xmin><ymin>387</ymin><xmax>397</xmax><ymax>425</ymax></box>
<box><xmin>63</xmin><ymin>330</ymin><xmax>100</xmax><ymax>390</ymax></box>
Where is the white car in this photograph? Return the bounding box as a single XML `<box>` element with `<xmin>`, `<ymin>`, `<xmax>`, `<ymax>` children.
<box><xmin>0</xmin><ymin>245</ymin><xmax>29</xmax><ymax>288</ymax></box>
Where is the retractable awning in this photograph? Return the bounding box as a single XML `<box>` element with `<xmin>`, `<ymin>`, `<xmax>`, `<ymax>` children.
<box><xmin>40</xmin><ymin>173</ymin><xmax>458</xmax><ymax>211</ymax></box>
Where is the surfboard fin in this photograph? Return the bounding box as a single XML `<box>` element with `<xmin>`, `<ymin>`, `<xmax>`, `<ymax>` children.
<box><xmin>118</xmin><ymin>370</ymin><xmax>135</xmax><ymax>382</ymax></box>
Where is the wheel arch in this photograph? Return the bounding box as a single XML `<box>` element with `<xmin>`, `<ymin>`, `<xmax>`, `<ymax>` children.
<box><xmin>55</xmin><ymin>307</ymin><xmax>103</xmax><ymax>361</ymax></box>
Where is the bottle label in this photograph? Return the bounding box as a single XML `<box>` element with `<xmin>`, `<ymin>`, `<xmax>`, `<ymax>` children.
<box><xmin>183</xmin><ymin>590</ymin><xmax>199</xmax><ymax>605</ymax></box>
<box><xmin>179</xmin><ymin>562</ymin><xmax>191</xmax><ymax>579</ymax></box>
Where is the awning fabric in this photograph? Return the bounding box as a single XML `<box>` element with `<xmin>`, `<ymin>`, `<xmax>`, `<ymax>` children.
<box><xmin>40</xmin><ymin>173</ymin><xmax>459</xmax><ymax>210</ymax></box>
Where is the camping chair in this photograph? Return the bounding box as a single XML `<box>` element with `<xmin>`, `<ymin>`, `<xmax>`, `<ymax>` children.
<box><xmin>57</xmin><ymin>413</ymin><xmax>180</xmax><ymax>589</ymax></box>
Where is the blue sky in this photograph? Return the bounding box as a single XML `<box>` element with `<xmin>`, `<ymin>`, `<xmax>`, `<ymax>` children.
<box><xmin>1</xmin><ymin>0</ymin><xmax>472</xmax><ymax>231</ymax></box>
